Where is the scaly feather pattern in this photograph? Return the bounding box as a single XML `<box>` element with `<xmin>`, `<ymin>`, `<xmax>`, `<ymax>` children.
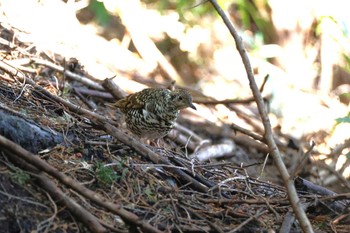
<box><xmin>113</xmin><ymin>88</ymin><xmax>196</xmax><ymax>139</ymax></box>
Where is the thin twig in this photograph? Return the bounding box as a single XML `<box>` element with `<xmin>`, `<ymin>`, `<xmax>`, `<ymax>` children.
<box><xmin>258</xmin><ymin>153</ymin><xmax>269</xmax><ymax>179</ymax></box>
<box><xmin>228</xmin><ymin>209</ymin><xmax>268</xmax><ymax>233</ymax></box>
<box><xmin>0</xmin><ymin>135</ymin><xmax>162</xmax><ymax>233</ymax></box>
<box><xmin>231</xmin><ymin>122</ymin><xmax>264</xmax><ymax>142</ymax></box>
<box><xmin>259</xmin><ymin>74</ymin><xmax>269</xmax><ymax>93</ymax></box>
<box><xmin>207</xmin><ymin>1</ymin><xmax>314</xmax><ymax>232</ymax></box>
<box><xmin>290</xmin><ymin>141</ymin><xmax>315</xmax><ymax>178</ymax></box>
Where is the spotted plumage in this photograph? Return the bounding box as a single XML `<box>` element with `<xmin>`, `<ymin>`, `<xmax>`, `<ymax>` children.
<box><xmin>113</xmin><ymin>88</ymin><xmax>196</xmax><ymax>139</ymax></box>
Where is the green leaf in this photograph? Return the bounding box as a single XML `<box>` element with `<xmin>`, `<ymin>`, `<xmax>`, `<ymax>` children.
<box><xmin>346</xmin><ymin>152</ymin><xmax>350</xmax><ymax>160</ymax></box>
<box><xmin>89</xmin><ymin>0</ymin><xmax>111</xmax><ymax>27</ymax></box>
<box><xmin>336</xmin><ymin>114</ymin><xmax>350</xmax><ymax>124</ymax></box>
<box><xmin>339</xmin><ymin>92</ymin><xmax>350</xmax><ymax>99</ymax></box>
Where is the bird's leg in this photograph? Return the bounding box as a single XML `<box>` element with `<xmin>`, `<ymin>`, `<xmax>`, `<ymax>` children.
<box><xmin>149</xmin><ymin>138</ymin><xmax>164</xmax><ymax>148</ymax></box>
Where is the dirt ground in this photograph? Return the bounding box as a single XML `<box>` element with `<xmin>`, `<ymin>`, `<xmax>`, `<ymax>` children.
<box><xmin>0</xmin><ymin>1</ymin><xmax>349</xmax><ymax>232</ymax></box>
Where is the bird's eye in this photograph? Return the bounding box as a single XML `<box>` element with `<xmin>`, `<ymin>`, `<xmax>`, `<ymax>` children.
<box><xmin>178</xmin><ymin>96</ymin><xmax>183</xmax><ymax>101</ymax></box>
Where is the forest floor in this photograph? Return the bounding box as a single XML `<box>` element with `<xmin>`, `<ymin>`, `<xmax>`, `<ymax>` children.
<box><xmin>0</xmin><ymin>1</ymin><xmax>349</xmax><ymax>232</ymax></box>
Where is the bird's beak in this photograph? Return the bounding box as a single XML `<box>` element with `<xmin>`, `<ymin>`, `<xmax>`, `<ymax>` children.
<box><xmin>189</xmin><ymin>103</ymin><xmax>196</xmax><ymax>110</ymax></box>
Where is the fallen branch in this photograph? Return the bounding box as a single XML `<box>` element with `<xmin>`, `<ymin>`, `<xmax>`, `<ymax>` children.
<box><xmin>0</xmin><ymin>135</ymin><xmax>162</xmax><ymax>233</ymax></box>
<box><xmin>3</xmin><ymin>151</ymin><xmax>106</xmax><ymax>232</ymax></box>
<box><xmin>35</xmin><ymin>172</ymin><xmax>107</xmax><ymax>233</ymax></box>
<box><xmin>208</xmin><ymin>1</ymin><xmax>314</xmax><ymax>232</ymax></box>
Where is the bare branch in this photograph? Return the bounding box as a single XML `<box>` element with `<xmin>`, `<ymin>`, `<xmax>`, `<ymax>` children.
<box><xmin>207</xmin><ymin>1</ymin><xmax>314</xmax><ymax>232</ymax></box>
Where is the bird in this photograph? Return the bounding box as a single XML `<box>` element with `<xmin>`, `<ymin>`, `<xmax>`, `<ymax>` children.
<box><xmin>113</xmin><ymin>88</ymin><xmax>196</xmax><ymax>139</ymax></box>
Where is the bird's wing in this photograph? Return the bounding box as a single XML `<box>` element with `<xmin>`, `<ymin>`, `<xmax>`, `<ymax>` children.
<box><xmin>114</xmin><ymin>94</ymin><xmax>144</xmax><ymax>109</ymax></box>
<box><xmin>114</xmin><ymin>88</ymin><xmax>169</xmax><ymax>111</ymax></box>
